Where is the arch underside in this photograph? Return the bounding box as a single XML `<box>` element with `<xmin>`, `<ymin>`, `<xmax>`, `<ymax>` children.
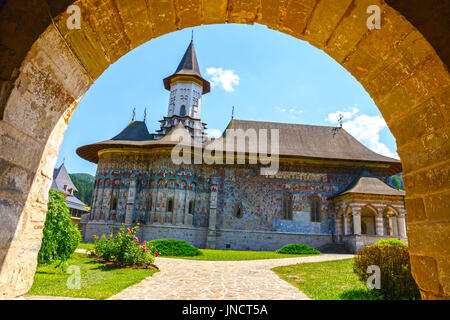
<box><xmin>0</xmin><ymin>0</ymin><xmax>449</xmax><ymax>299</ymax></box>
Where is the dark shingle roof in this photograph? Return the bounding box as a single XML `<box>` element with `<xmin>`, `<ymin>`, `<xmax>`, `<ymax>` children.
<box><xmin>111</xmin><ymin>121</ymin><xmax>152</xmax><ymax>141</ymax></box>
<box><xmin>51</xmin><ymin>163</ymin><xmax>77</xmax><ymax>194</ymax></box>
<box><xmin>329</xmin><ymin>168</ymin><xmax>405</xmax><ymax>199</ymax></box>
<box><xmin>220</xmin><ymin>119</ymin><xmax>401</xmax><ymax>165</ymax></box>
<box><xmin>77</xmin><ymin>119</ymin><xmax>402</xmax><ymax>174</ymax></box>
<box><xmin>163</xmin><ymin>40</ymin><xmax>210</xmax><ymax>94</ymax></box>
<box><xmin>66</xmin><ymin>195</ymin><xmax>89</xmax><ymax>212</ymax></box>
<box><xmin>174</xmin><ymin>40</ymin><xmax>201</xmax><ymax>77</ymax></box>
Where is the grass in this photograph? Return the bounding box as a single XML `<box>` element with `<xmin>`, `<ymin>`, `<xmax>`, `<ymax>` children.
<box><xmin>27</xmin><ymin>253</ymin><xmax>158</xmax><ymax>300</ymax></box>
<box><xmin>77</xmin><ymin>242</ymin><xmax>95</xmax><ymax>251</ymax></box>
<box><xmin>165</xmin><ymin>249</ymin><xmax>316</xmax><ymax>261</ymax></box>
<box><xmin>272</xmin><ymin>258</ymin><xmax>382</xmax><ymax>300</ymax></box>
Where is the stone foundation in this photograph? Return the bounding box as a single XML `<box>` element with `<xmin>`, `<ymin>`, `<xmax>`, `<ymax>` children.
<box><xmin>343</xmin><ymin>235</ymin><xmax>409</xmax><ymax>253</ymax></box>
<box><xmin>82</xmin><ymin>221</ymin><xmax>332</xmax><ymax>252</ymax></box>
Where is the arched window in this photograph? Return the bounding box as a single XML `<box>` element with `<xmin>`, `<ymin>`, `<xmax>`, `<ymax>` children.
<box><xmin>188</xmin><ymin>200</ymin><xmax>195</xmax><ymax>214</ymax></box>
<box><xmin>180</xmin><ymin>105</ymin><xmax>186</xmax><ymax>116</ymax></box>
<box><xmin>166</xmin><ymin>198</ymin><xmax>174</xmax><ymax>212</ymax></box>
<box><xmin>282</xmin><ymin>194</ymin><xmax>293</xmax><ymax>220</ymax></box>
<box><xmin>310</xmin><ymin>196</ymin><xmax>321</xmax><ymax>222</ymax></box>
<box><xmin>111</xmin><ymin>196</ymin><xmax>118</xmax><ymax>211</ymax></box>
<box><xmin>235</xmin><ymin>203</ymin><xmax>243</xmax><ymax>218</ymax></box>
<box><xmin>146</xmin><ymin>197</ymin><xmax>152</xmax><ymax>212</ymax></box>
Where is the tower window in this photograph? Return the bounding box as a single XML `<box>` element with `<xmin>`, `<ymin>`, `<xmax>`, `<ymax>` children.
<box><xmin>180</xmin><ymin>105</ymin><xmax>186</xmax><ymax>116</ymax></box>
<box><xmin>311</xmin><ymin>196</ymin><xmax>321</xmax><ymax>222</ymax></box>
<box><xmin>282</xmin><ymin>193</ymin><xmax>293</xmax><ymax>220</ymax></box>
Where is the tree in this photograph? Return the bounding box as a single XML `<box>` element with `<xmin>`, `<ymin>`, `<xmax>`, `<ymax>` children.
<box><xmin>69</xmin><ymin>173</ymin><xmax>95</xmax><ymax>206</ymax></box>
<box><xmin>38</xmin><ymin>190</ymin><xmax>81</xmax><ymax>266</ymax></box>
<box><xmin>390</xmin><ymin>174</ymin><xmax>404</xmax><ymax>190</ymax></box>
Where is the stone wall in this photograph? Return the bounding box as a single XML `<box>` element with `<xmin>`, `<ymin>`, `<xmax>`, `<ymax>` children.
<box><xmin>343</xmin><ymin>235</ymin><xmax>409</xmax><ymax>253</ymax></box>
<box><xmin>215</xmin><ymin>229</ymin><xmax>332</xmax><ymax>252</ymax></box>
<box><xmin>83</xmin><ymin>221</ymin><xmax>208</xmax><ymax>249</ymax></box>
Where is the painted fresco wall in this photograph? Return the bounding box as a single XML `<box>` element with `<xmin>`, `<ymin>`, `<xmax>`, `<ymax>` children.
<box><xmin>87</xmin><ymin>151</ymin><xmax>390</xmax><ymax>240</ymax></box>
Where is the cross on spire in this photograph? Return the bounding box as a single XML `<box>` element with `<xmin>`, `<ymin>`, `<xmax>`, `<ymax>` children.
<box><xmin>231</xmin><ymin>106</ymin><xmax>235</xmax><ymax>120</ymax></box>
<box><xmin>338</xmin><ymin>113</ymin><xmax>344</xmax><ymax>128</ymax></box>
<box><xmin>131</xmin><ymin>107</ymin><xmax>136</xmax><ymax>121</ymax></box>
<box><xmin>143</xmin><ymin>107</ymin><xmax>147</xmax><ymax>122</ymax></box>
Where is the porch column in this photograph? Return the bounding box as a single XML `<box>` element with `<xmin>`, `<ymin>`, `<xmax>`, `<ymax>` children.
<box><xmin>397</xmin><ymin>214</ymin><xmax>407</xmax><ymax>238</ymax></box>
<box><xmin>336</xmin><ymin>213</ymin><xmax>343</xmax><ymax>236</ymax></box>
<box><xmin>386</xmin><ymin>215</ymin><xmax>393</xmax><ymax>236</ymax></box>
<box><xmin>353</xmin><ymin>212</ymin><xmax>361</xmax><ymax>236</ymax></box>
<box><xmin>344</xmin><ymin>215</ymin><xmax>351</xmax><ymax>235</ymax></box>
<box><xmin>375</xmin><ymin>213</ymin><xmax>384</xmax><ymax>236</ymax></box>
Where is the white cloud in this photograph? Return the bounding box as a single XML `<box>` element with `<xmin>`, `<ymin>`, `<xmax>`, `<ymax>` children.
<box><xmin>325</xmin><ymin>107</ymin><xmax>359</xmax><ymax>123</ymax></box>
<box><xmin>327</xmin><ymin>108</ymin><xmax>399</xmax><ymax>159</ymax></box>
<box><xmin>205</xmin><ymin>128</ymin><xmax>222</xmax><ymax>139</ymax></box>
<box><xmin>275</xmin><ymin>106</ymin><xmax>303</xmax><ymax>120</ymax></box>
<box><xmin>205</xmin><ymin>67</ymin><xmax>240</xmax><ymax>92</ymax></box>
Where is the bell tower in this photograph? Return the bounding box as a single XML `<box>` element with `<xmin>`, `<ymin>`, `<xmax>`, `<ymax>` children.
<box><xmin>154</xmin><ymin>38</ymin><xmax>210</xmax><ymax>140</ymax></box>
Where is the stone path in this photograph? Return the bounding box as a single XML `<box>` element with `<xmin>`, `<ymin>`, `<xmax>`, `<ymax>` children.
<box><xmin>109</xmin><ymin>254</ymin><xmax>353</xmax><ymax>300</ymax></box>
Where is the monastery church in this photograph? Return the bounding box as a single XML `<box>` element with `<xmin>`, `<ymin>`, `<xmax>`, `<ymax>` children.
<box><xmin>77</xmin><ymin>39</ymin><xmax>407</xmax><ymax>252</ymax></box>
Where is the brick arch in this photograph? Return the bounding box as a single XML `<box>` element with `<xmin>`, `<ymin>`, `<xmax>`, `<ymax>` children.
<box><xmin>0</xmin><ymin>0</ymin><xmax>449</xmax><ymax>299</ymax></box>
<box><xmin>361</xmin><ymin>204</ymin><xmax>379</xmax><ymax>215</ymax></box>
<box><xmin>383</xmin><ymin>205</ymin><xmax>400</xmax><ymax>216</ymax></box>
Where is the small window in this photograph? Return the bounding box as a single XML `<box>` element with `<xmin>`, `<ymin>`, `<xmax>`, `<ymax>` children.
<box><xmin>111</xmin><ymin>196</ymin><xmax>118</xmax><ymax>211</ymax></box>
<box><xmin>310</xmin><ymin>196</ymin><xmax>321</xmax><ymax>222</ymax></box>
<box><xmin>180</xmin><ymin>105</ymin><xmax>186</xmax><ymax>116</ymax></box>
<box><xmin>282</xmin><ymin>193</ymin><xmax>293</xmax><ymax>220</ymax></box>
<box><xmin>188</xmin><ymin>200</ymin><xmax>195</xmax><ymax>214</ymax></box>
<box><xmin>235</xmin><ymin>203</ymin><xmax>243</xmax><ymax>218</ymax></box>
<box><xmin>167</xmin><ymin>198</ymin><xmax>174</xmax><ymax>212</ymax></box>
<box><xmin>146</xmin><ymin>197</ymin><xmax>152</xmax><ymax>212</ymax></box>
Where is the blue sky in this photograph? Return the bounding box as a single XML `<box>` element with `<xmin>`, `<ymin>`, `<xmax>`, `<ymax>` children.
<box><xmin>57</xmin><ymin>23</ymin><xmax>398</xmax><ymax>176</ymax></box>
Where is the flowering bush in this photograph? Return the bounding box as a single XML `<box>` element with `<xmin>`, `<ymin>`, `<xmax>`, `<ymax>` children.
<box><xmin>93</xmin><ymin>234</ymin><xmax>115</xmax><ymax>261</ymax></box>
<box><xmin>93</xmin><ymin>224</ymin><xmax>157</xmax><ymax>267</ymax></box>
<box><xmin>353</xmin><ymin>244</ymin><xmax>420</xmax><ymax>300</ymax></box>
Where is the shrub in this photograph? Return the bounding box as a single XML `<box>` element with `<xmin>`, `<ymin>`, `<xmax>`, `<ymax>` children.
<box><xmin>353</xmin><ymin>244</ymin><xmax>421</xmax><ymax>300</ymax></box>
<box><xmin>275</xmin><ymin>244</ymin><xmax>321</xmax><ymax>255</ymax></box>
<box><xmin>373</xmin><ymin>239</ymin><xmax>406</xmax><ymax>247</ymax></box>
<box><xmin>149</xmin><ymin>239</ymin><xmax>201</xmax><ymax>256</ymax></box>
<box><xmin>93</xmin><ymin>224</ymin><xmax>156</xmax><ymax>267</ymax></box>
<box><xmin>93</xmin><ymin>234</ymin><xmax>115</xmax><ymax>261</ymax></box>
<box><xmin>38</xmin><ymin>190</ymin><xmax>81</xmax><ymax>266</ymax></box>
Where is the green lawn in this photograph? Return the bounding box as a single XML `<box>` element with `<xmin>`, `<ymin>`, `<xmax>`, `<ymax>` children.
<box><xmin>77</xmin><ymin>243</ymin><xmax>316</xmax><ymax>261</ymax></box>
<box><xmin>27</xmin><ymin>253</ymin><xmax>158</xmax><ymax>300</ymax></box>
<box><xmin>77</xmin><ymin>242</ymin><xmax>95</xmax><ymax>251</ymax></box>
<box><xmin>165</xmin><ymin>249</ymin><xmax>317</xmax><ymax>261</ymax></box>
<box><xmin>272</xmin><ymin>258</ymin><xmax>382</xmax><ymax>300</ymax></box>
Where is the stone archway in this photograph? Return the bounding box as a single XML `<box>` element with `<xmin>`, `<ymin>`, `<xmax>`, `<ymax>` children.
<box><xmin>0</xmin><ymin>0</ymin><xmax>448</xmax><ymax>299</ymax></box>
<box><xmin>361</xmin><ymin>205</ymin><xmax>378</xmax><ymax>235</ymax></box>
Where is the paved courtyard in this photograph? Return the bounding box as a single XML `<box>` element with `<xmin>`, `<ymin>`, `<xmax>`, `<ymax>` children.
<box><xmin>109</xmin><ymin>254</ymin><xmax>353</xmax><ymax>300</ymax></box>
